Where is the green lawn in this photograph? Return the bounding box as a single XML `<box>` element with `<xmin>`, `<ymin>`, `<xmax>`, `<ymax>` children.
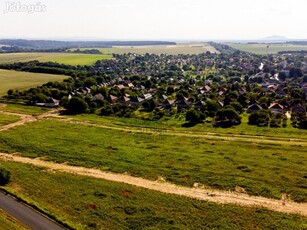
<box><xmin>0</xmin><ymin>53</ymin><xmax>112</xmax><ymax>66</ymax></box>
<box><xmin>69</xmin><ymin>43</ymin><xmax>218</xmax><ymax>55</ymax></box>
<box><xmin>227</xmin><ymin>43</ymin><xmax>307</xmax><ymax>54</ymax></box>
<box><xmin>1</xmin><ymin>161</ymin><xmax>306</xmax><ymax>230</ymax></box>
<box><xmin>0</xmin><ymin>208</ymin><xmax>29</xmax><ymax>230</ymax></box>
<box><xmin>0</xmin><ymin>119</ymin><xmax>306</xmax><ymax>202</ymax></box>
<box><xmin>0</xmin><ymin>69</ymin><xmax>69</xmax><ymax>96</ymax></box>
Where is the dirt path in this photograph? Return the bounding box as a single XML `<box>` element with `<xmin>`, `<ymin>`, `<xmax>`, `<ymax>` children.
<box><xmin>0</xmin><ymin>109</ymin><xmax>61</xmax><ymax>131</ymax></box>
<box><xmin>0</xmin><ymin>153</ymin><xmax>306</xmax><ymax>217</ymax></box>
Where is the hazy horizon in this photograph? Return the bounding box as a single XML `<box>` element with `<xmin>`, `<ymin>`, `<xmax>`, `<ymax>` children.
<box><xmin>1</xmin><ymin>0</ymin><xmax>307</xmax><ymax>40</ymax></box>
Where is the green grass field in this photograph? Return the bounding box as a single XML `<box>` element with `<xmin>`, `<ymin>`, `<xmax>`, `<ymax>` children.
<box><xmin>1</xmin><ymin>161</ymin><xmax>306</xmax><ymax>230</ymax></box>
<box><xmin>0</xmin><ymin>119</ymin><xmax>306</xmax><ymax>202</ymax></box>
<box><xmin>74</xmin><ymin>112</ymin><xmax>307</xmax><ymax>139</ymax></box>
<box><xmin>0</xmin><ymin>114</ymin><xmax>20</xmax><ymax>126</ymax></box>
<box><xmin>0</xmin><ymin>208</ymin><xmax>29</xmax><ymax>230</ymax></box>
<box><xmin>0</xmin><ymin>103</ymin><xmax>51</xmax><ymax>115</ymax></box>
<box><xmin>70</xmin><ymin>43</ymin><xmax>218</xmax><ymax>55</ymax></box>
<box><xmin>0</xmin><ymin>69</ymin><xmax>69</xmax><ymax>96</ymax></box>
<box><xmin>227</xmin><ymin>43</ymin><xmax>307</xmax><ymax>54</ymax></box>
<box><xmin>0</xmin><ymin>53</ymin><xmax>112</xmax><ymax>66</ymax></box>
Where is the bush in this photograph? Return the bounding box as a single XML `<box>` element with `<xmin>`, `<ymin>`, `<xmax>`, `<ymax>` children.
<box><xmin>298</xmin><ymin>116</ymin><xmax>307</xmax><ymax>129</ymax></box>
<box><xmin>66</xmin><ymin>97</ymin><xmax>89</xmax><ymax>114</ymax></box>
<box><xmin>248</xmin><ymin>111</ymin><xmax>270</xmax><ymax>127</ymax></box>
<box><xmin>0</xmin><ymin>168</ymin><xmax>11</xmax><ymax>186</ymax></box>
<box><xmin>214</xmin><ymin>107</ymin><xmax>241</xmax><ymax>128</ymax></box>
<box><xmin>186</xmin><ymin>109</ymin><xmax>205</xmax><ymax>125</ymax></box>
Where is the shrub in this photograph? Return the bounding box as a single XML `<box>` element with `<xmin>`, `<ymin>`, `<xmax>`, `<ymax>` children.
<box><xmin>298</xmin><ymin>116</ymin><xmax>307</xmax><ymax>129</ymax></box>
<box><xmin>66</xmin><ymin>97</ymin><xmax>89</xmax><ymax>114</ymax></box>
<box><xmin>0</xmin><ymin>168</ymin><xmax>11</xmax><ymax>186</ymax></box>
<box><xmin>248</xmin><ymin>111</ymin><xmax>270</xmax><ymax>127</ymax></box>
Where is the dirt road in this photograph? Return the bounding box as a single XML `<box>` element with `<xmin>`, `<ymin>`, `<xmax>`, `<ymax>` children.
<box><xmin>1</xmin><ymin>153</ymin><xmax>306</xmax><ymax>217</ymax></box>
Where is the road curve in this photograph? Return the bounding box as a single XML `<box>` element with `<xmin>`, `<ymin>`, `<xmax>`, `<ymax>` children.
<box><xmin>0</xmin><ymin>192</ymin><xmax>65</xmax><ymax>230</ymax></box>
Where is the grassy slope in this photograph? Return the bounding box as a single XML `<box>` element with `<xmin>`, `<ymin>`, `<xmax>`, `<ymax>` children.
<box><xmin>0</xmin><ymin>69</ymin><xmax>69</xmax><ymax>96</ymax></box>
<box><xmin>227</xmin><ymin>43</ymin><xmax>307</xmax><ymax>54</ymax></box>
<box><xmin>0</xmin><ymin>120</ymin><xmax>306</xmax><ymax>201</ymax></box>
<box><xmin>0</xmin><ymin>53</ymin><xmax>112</xmax><ymax>66</ymax></box>
<box><xmin>1</xmin><ymin>161</ymin><xmax>306</xmax><ymax>230</ymax></box>
<box><xmin>70</xmin><ymin>43</ymin><xmax>218</xmax><ymax>55</ymax></box>
<box><xmin>0</xmin><ymin>208</ymin><xmax>29</xmax><ymax>230</ymax></box>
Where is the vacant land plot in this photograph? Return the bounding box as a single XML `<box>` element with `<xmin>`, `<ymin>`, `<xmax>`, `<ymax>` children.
<box><xmin>0</xmin><ymin>69</ymin><xmax>69</xmax><ymax>96</ymax></box>
<box><xmin>72</xmin><ymin>43</ymin><xmax>218</xmax><ymax>55</ymax></box>
<box><xmin>73</xmin><ymin>113</ymin><xmax>307</xmax><ymax>139</ymax></box>
<box><xmin>0</xmin><ymin>119</ymin><xmax>306</xmax><ymax>202</ymax></box>
<box><xmin>0</xmin><ymin>53</ymin><xmax>112</xmax><ymax>66</ymax></box>
<box><xmin>0</xmin><ymin>114</ymin><xmax>20</xmax><ymax>126</ymax></box>
<box><xmin>0</xmin><ymin>103</ymin><xmax>50</xmax><ymax>115</ymax></box>
<box><xmin>227</xmin><ymin>43</ymin><xmax>307</xmax><ymax>54</ymax></box>
<box><xmin>0</xmin><ymin>208</ymin><xmax>29</xmax><ymax>230</ymax></box>
<box><xmin>1</xmin><ymin>161</ymin><xmax>306</xmax><ymax>229</ymax></box>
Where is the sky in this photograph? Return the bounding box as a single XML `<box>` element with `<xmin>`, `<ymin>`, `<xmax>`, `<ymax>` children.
<box><xmin>0</xmin><ymin>0</ymin><xmax>306</xmax><ymax>41</ymax></box>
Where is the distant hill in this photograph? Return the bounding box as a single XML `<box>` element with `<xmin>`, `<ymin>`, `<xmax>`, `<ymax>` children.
<box><xmin>0</xmin><ymin>39</ymin><xmax>176</xmax><ymax>50</ymax></box>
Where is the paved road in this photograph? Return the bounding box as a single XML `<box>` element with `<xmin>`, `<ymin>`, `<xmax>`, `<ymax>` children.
<box><xmin>0</xmin><ymin>192</ymin><xmax>65</xmax><ymax>230</ymax></box>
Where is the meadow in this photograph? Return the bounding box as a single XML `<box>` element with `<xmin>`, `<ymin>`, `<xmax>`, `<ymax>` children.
<box><xmin>73</xmin><ymin>112</ymin><xmax>307</xmax><ymax>139</ymax></box>
<box><xmin>0</xmin><ymin>119</ymin><xmax>306</xmax><ymax>202</ymax></box>
<box><xmin>71</xmin><ymin>43</ymin><xmax>218</xmax><ymax>55</ymax></box>
<box><xmin>1</xmin><ymin>161</ymin><xmax>306</xmax><ymax>229</ymax></box>
<box><xmin>227</xmin><ymin>43</ymin><xmax>307</xmax><ymax>54</ymax></box>
<box><xmin>0</xmin><ymin>53</ymin><xmax>112</xmax><ymax>66</ymax></box>
<box><xmin>0</xmin><ymin>103</ymin><xmax>51</xmax><ymax>115</ymax></box>
<box><xmin>0</xmin><ymin>114</ymin><xmax>20</xmax><ymax>126</ymax></box>
<box><xmin>0</xmin><ymin>69</ymin><xmax>69</xmax><ymax>96</ymax></box>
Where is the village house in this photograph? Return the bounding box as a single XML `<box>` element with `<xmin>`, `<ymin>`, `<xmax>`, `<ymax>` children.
<box><xmin>247</xmin><ymin>104</ymin><xmax>262</xmax><ymax>113</ymax></box>
<box><xmin>269</xmin><ymin>103</ymin><xmax>284</xmax><ymax>113</ymax></box>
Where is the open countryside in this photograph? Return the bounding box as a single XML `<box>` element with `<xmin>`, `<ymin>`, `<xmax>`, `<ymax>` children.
<box><xmin>0</xmin><ymin>69</ymin><xmax>69</xmax><ymax>96</ymax></box>
<box><xmin>71</xmin><ymin>43</ymin><xmax>218</xmax><ymax>55</ymax></box>
<box><xmin>1</xmin><ymin>0</ymin><xmax>307</xmax><ymax>228</ymax></box>
<box><xmin>0</xmin><ymin>105</ymin><xmax>306</xmax><ymax>229</ymax></box>
<box><xmin>227</xmin><ymin>43</ymin><xmax>307</xmax><ymax>54</ymax></box>
<box><xmin>0</xmin><ymin>53</ymin><xmax>112</xmax><ymax>66</ymax></box>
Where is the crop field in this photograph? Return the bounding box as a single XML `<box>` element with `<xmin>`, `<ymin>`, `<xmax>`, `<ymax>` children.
<box><xmin>0</xmin><ymin>119</ymin><xmax>307</xmax><ymax>202</ymax></box>
<box><xmin>1</xmin><ymin>161</ymin><xmax>306</xmax><ymax>229</ymax></box>
<box><xmin>0</xmin><ymin>53</ymin><xmax>112</xmax><ymax>66</ymax></box>
<box><xmin>0</xmin><ymin>208</ymin><xmax>29</xmax><ymax>230</ymax></box>
<box><xmin>71</xmin><ymin>43</ymin><xmax>218</xmax><ymax>55</ymax></box>
<box><xmin>227</xmin><ymin>43</ymin><xmax>307</xmax><ymax>54</ymax></box>
<box><xmin>0</xmin><ymin>69</ymin><xmax>69</xmax><ymax>96</ymax></box>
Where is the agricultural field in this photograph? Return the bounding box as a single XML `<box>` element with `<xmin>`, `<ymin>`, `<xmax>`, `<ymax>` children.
<box><xmin>0</xmin><ymin>53</ymin><xmax>112</xmax><ymax>66</ymax></box>
<box><xmin>1</xmin><ymin>118</ymin><xmax>307</xmax><ymax>202</ymax></box>
<box><xmin>71</xmin><ymin>43</ymin><xmax>218</xmax><ymax>55</ymax></box>
<box><xmin>0</xmin><ymin>69</ymin><xmax>69</xmax><ymax>96</ymax></box>
<box><xmin>0</xmin><ymin>161</ymin><xmax>306</xmax><ymax>229</ymax></box>
<box><xmin>226</xmin><ymin>43</ymin><xmax>307</xmax><ymax>54</ymax></box>
<box><xmin>0</xmin><ymin>208</ymin><xmax>29</xmax><ymax>230</ymax></box>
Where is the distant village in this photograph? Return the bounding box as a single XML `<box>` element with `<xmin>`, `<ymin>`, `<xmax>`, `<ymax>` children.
<box><xmin>3</xmin><ymin>44</ymin><xmax>307</xmax><ymax>128</ymax></box>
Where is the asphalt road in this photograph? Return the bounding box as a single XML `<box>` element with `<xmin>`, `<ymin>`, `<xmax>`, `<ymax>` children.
<box><xmin>0</xmin><ymin>192</ymin><xmax>65</xmax><ymax>230</ymax></box>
